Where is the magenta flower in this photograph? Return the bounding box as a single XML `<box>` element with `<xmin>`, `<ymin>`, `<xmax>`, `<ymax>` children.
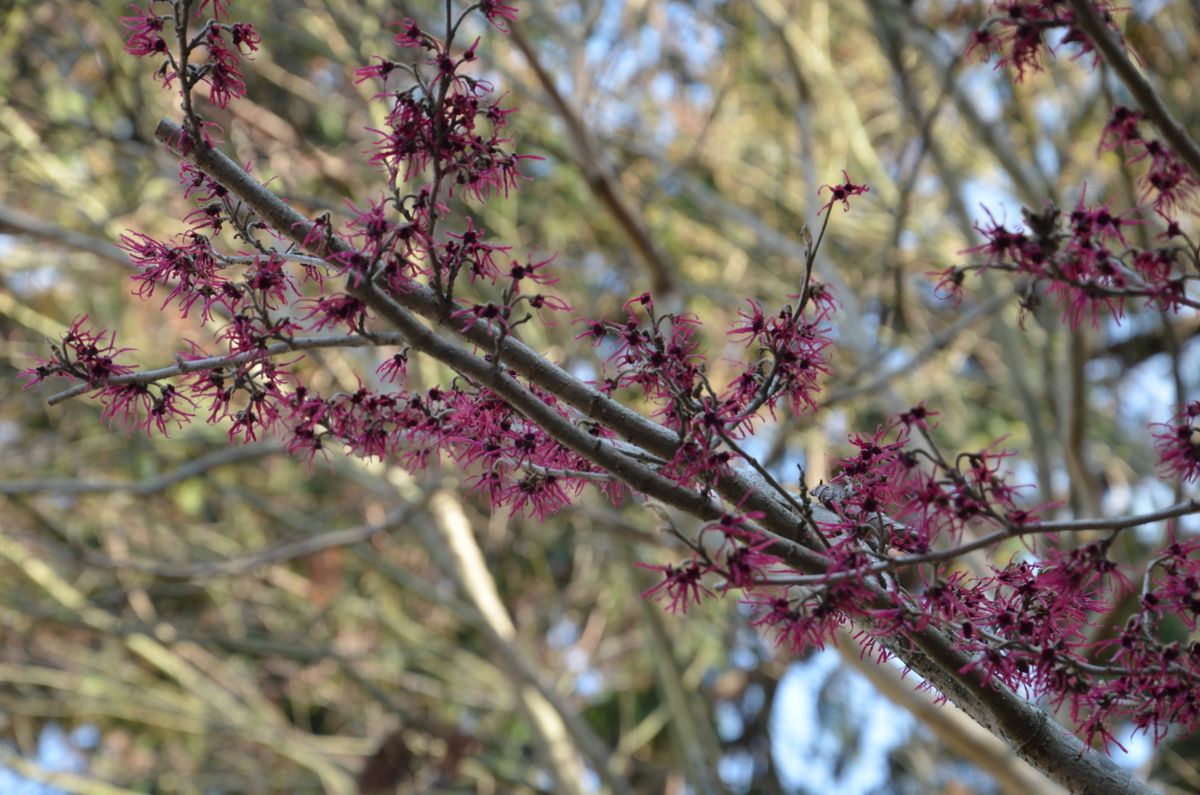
<box><xmin>101</xmin><ymin>382</ymin><xmax>196</xmax><ymax>437</ymax></box>
<box><xmin>202</xmin><ymin>28</ymin><xmax>248</xmax><ymax>108</ymax></box>
<box><xmin>229</xmin><ymin>22</ymin><xmax>260</xmax><ymax>53</ymax></box>
<box><xmin>301</xmin><ymin>294</ymin><xmax>368</xmax><ymax>333</ymax></box>
<box><xmin>27</xmin><ymin>316</ymin><xmax>137</xmax><ymax>386</ymax></box>
<box><xmin>638</xmin><ymin>559</ymin><xmax>713</xmax><ymax>613</ymax></box>
<box><xmin>818</xmin><ymin>171</ymin><xmax>870</xmax><ymax>213</ymax></box>
<box><xmin>122</xmin><ymin>4</ymin><xmax>167</xmax><ymax>57</ymax></box>
<box><xmin>1153</xmin><ymin>401</ymin><xmax>1200</xmax><ymax>483</ymax></box>
<box><xmin>480</xmin><ymin>1</ymin><xmax>519</xmax><ymax>32</ymax></box>
<box><xmin>198</xmin><ymin>0</ymin><xmax>232</xmax><ymax>20</ymax></box>
<box><xmin>375</xmin><ymin>351</ymin><xmax>409</xmax><ymax>385</ymax></box>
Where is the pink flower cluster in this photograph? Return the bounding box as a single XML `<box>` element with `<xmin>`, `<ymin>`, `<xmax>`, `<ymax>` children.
<box><xmin>123</xmin><ymin>1</ymin><xmax>258</xmax><ymax>109</ymax></box>
<box><xmin>966</xmin><ymin>0</ymin><xmax>1119</xmax><ymax>81</ymax></box>
<box><xmin>950</xmin><ymin>3</ymin><xmax>1200</xmax><ymax>481</ymax></box>
<box><xmin>25</xmin><ymin>0</ymin><xmax>1200</xmax><ymax>761</ymax></box>
<box><xmin>1100</xmin><ymin>105</ymin><xmax>1200</xmax><ymax>218</ymax></box>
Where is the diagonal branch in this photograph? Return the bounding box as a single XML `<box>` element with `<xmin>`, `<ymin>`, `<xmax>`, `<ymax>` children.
<box><xmin>0</xmin><ymin>441</ymin><xmax>284</xmax><ymax>496</ymax></box>
<box><xmin>68</xmin><ymin>503</ymin><xmax>414</xmax><ymax>579</ymax></box>
<box><xmin>147</xmin><ymin>118</ymin><xmax>1156</xmax><ymax>795</ymax></box>
<box><xmin>1067</xmin><ymin>0</ymin><xmax>1200</xmax><ymax>178</ymax></box>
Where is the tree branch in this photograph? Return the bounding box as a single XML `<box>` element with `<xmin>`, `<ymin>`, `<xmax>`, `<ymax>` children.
<box><xmin>508</xmin><ymin>21</ymin><xmax>676</xmax><ymax>298</ymax></box>
<box><xmin>767</xmin><ymin>500</ymin><xmax>1200</xmax><ymax>587</ymax></box>
<box><xmin>46</xmin><ymin>332</ymin><xmax>407</xmax><ymax>405</ymax></box>
<box><xmin>0</xmin><ymin>441</ymin><xmax>285</xmax><ymax>496</ymax></box>
<box><xmin>67</xmin><ymin>503</ymin><xmax>414</xmax><ymax>579</ymax></box>
<box><xmin>1067</xmin><ymin>0</ymin><xmax>1200</xmax><ymax>178</ymax></box>
<box><xmin>148</xmin><ymin>118</ymin><xmax>1157</xmax><ymax>795</ymax></box>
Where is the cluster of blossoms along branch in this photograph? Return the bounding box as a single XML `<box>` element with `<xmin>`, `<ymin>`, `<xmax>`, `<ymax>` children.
<box><xmin>21</xmin><ymin>0</ymin><xmax>1200</xmax><ymax>781</ymax></box>
<box><xmin>940</xmin><ymin>0</ymin><xmax>1200</xmax><ymax>486</ymax></box>
<box><xmin>965</xmin><ymin>0</ymin><xmax>1119</xmax><ymax>81</ymax></box>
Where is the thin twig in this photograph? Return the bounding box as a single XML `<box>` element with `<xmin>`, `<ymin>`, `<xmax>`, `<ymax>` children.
<box><xmin>46</xmin><ymin>332</ymin><xmax>407</xmax><ymax>405</ymax></box>
<box><xmin>766</xmin><ymin>499</ymin><xmax>1200</xmax><ymax>586</ymax></box>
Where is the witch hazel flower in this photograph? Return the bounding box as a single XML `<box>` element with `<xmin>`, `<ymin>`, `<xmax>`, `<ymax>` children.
<box><xmin>1100</xmin><ymin>105</ymin><xmax>1200</xmax><ymax>217</ymax></box>
<box><xmin>100</xmin><ymin>381</ymin><xmax>196</xmax><ymax>437</ymax></box>
<box><xmin>966</xmin><ymin>1</ymin><xmax>1123</xmax><ymax>82</ymax></box>
<box><xmin>638</xmin><ymin>559</ymin><xmax>713</xmax><ymax>614</ymax></box>
<box><xmin>201</xmin><ymin>25</ymin><xmax>249</xmax><ymax>108</ymax></box>
<box><xmin>818</xmin><ymin>171</ymin><xmax>870</xmax><ymax>214</ymax></box>
<box><xmin>944</xmin><ymin>190</ymin><xmax>1200</xmax><ymax>328</ymax></box>
<box><xmin>122</xmin><ymin>4</ymin><xmax>168</xmax><ymax>57</ymax></box>
<box><xmin>1153</xmin><ymin>401</ymin><xmax>1200</xmax><ymax>483</ymax></box>
<box><xmin>122</xmin><ymin>1</ymin><xmax>259</xmax><ymax>111</ymax></box>
<box><xmin>23</xmin><ymin>316</ymin><xmax>137</xmax><ymax>388</ymax></box>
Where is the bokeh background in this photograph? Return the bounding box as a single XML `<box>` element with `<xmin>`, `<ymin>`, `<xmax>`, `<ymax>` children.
<box><xmin>1</xmin><ymin>1</ymin><xmax>1197</xmax><ymax>792</ymax></box>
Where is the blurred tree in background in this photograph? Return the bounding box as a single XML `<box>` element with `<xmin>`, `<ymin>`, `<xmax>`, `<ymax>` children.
<box><xmin>1</xmin><ymin>1</ymin><xmax>1197</xmax><ymax>793</ymax></box>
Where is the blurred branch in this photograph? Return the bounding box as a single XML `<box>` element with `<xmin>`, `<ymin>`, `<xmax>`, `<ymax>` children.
<box><xmin>637</xmin><ymin>595</ymin><xmax>729</xmax><ymax>794</ymax></box>
<box><xmin>836</xmin><ymin>630</ymin><xmax>1068</xmax><ymax>795</ymax></box>
<box><xmin>892</xmin><ymin>4</ymin><xmax>1054</xmax><ymax>205</ymax></box>
<box><xmin>0</xmin><ymin>746</ymin><xmax>144</xmax><ymax>795</ymax></box>
<box><xmin>73</xmin><ymin>502</ymin><xmax>414</xmax><ymax>579</ymax></box>
<box><xmin>0</xmin><ymin>530</ymin><xmax>357</xmax><ymax>793</ymax></box>
<box><xmin>508</xmin><ymin>20</ymin><xmax>677</xmax><ymax>298</ymax></box>
<box><xmin>627</xmin><ymin>142</ymin><xmax>872</xmax><ymax>353</ymax></box>
<box><xmin>424</xmin><ymin>488</ymin><xmax>627</xmax><ymax>795</ymax></box>
<box><xmin>1067</xmin><ymin>0</ymin><xmax>1200</xmax><ymax>178</ymax></box>
<box><xmin>825</xmin><ymin>285</ymin><xmax>1020</xmax><ymax>406</ymax></box>
<box><xmin>0</xmin><ymin>440</ymin><xmax>285</xmax><ymax>496</ymax></box>
<box><xmin>189</xmin><ymin>80</ymin><xmax>359</xmax><ymax>187</ymax></box>
<box><xmin>0</xmin><ymin>204</ymin><xmax>126</xmax><ymax>266</ymax></box>
<box><xmin>0</xmin><ymin>281</ymin><xmax>65</xmax><ymax>338</ymax></box>
<box><xmin>751</xmin><ymin>0</ymin><xmax>899</xmax><ymax>206</ymax></box>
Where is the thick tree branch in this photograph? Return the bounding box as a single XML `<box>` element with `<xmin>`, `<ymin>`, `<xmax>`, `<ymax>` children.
<box><xmin>148</xmin><ymin>118</ymin><xmax>1156</xmax><ymax>795</ymax></box>
<box><xmin>149</xmin><ymin>121</ymin><xmax>823</xmax><ymax>563</ymax></box>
